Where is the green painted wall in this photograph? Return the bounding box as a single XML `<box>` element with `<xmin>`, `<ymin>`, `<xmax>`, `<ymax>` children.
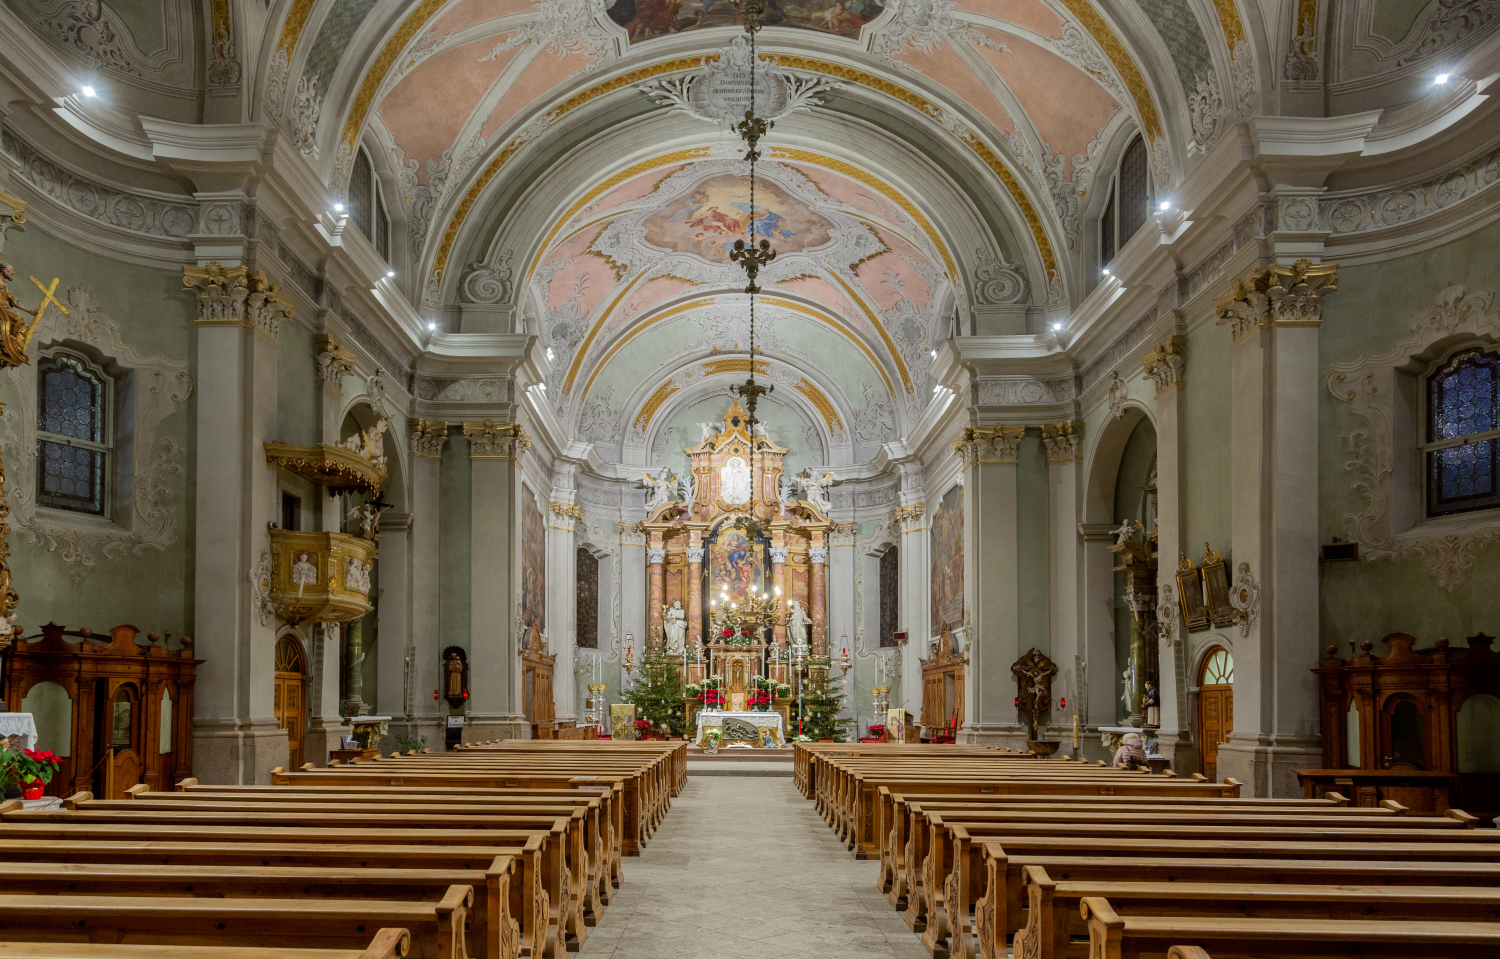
<box><xmin>0</xmin><ymin>225</ymin><xmax>195</xmax><ymax>639</ymax></box>
<box><xmin>439</xmin><ymin>437</ymin><xmax>473</xmax><ymax>651</ymax></box>
<box><xmin>1016</xmin><ymin>435</ymin><xmax>1051</xmax><ymax>655</ymax></box>
<box><xmin>1319</xmin><ymin>219</ymin><xmax>1500</xmax><ymax>649</ymax></box>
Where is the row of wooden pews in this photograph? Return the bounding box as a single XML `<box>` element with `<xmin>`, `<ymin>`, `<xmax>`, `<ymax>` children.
<box><xmin>0</xmin><ymin>739</ymin><xmax>685</xmax><ymax>959</ymax></box>
<box><xmin>797</xmin><ymin>742</ymin><xmax>1500</xmax><ymax>959</ymax></box>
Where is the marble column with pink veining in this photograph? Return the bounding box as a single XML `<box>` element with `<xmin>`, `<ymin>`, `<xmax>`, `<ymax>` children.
<box><xmin>686</xmin><ymin>545</ymin><xmax>703</xmax><ymax>649</ymax></box>
<box><xmin>770</xmin><ymin>545</ymin><xmax>788</xmax><ymax>648</ymax></box>
<box><xmin>647</xmin><ymin>543</ymin><xmax>665</xmax><ymax>643</ymax></box>
<box><xmin>810</xmin><ymin>542</ymin><xmax>828</xmax><ymax>659</ymax></box>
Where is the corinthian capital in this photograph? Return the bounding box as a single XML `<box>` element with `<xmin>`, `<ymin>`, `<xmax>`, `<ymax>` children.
<box><xmin>463</xmin><ymin>420</ymin><xmax>530</xmax><ymax>459</ymax></box>
<box><xmin>1214</xmin><ymin>259</ymin><xmax>1337</xmax><ymax>345</ymax></box>
<box><xmin>182</xmin><ymin>261</ymin><xmax>292</xmax><ymax>343</ymax></box>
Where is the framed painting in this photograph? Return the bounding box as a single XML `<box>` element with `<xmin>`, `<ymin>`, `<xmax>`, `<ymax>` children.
<box><xmin>1176</xmin><ymin>551</ymin><xmax>1209</xmax><ymax>631</ymax></box>
<box><xmin>702</xmin><ymin>519</ymin><xmax>770</xmax><ymax>637</ymax></box>
<box><xmin>1201</xmin><ymin>544</ymin><xmax>1236</xmax><ymax>628</ymax></box>
<box><xmin>522</xmin><ymin>484</ymin><xmax>546</xmax><ymax>631</ymax></box>
<box><xmin>929</xmin><ymin>484</ymin><xmax>964</xmax><ymax>637</ymax></box>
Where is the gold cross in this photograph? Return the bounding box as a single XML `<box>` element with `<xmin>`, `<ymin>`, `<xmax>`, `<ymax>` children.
<box><xmin>29</xmin><ymin>275</ymin><xmax>68</xmax><ymax>318</ymax></box>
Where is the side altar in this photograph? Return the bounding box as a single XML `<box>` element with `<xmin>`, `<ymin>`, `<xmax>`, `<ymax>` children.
<box><xmin>638</xmin><ymin>399</ymin><xmax>839</xmax><ymax>731</ymax></box>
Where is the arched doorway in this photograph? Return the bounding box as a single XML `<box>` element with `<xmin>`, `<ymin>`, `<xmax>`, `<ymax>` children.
<box><xmin>1198</xmin><ymin>648</ymin><xmax>1233</xmax><ymax>780</ymax></box>
<box><xmin>274</xmin><ymin>635</ymin><xmax>306</xmax><ymax>769</ymax></box>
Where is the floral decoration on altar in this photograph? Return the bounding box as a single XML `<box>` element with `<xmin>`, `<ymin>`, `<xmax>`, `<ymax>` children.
<box><xmin>686</xmin><ymin>674</ymin><xmax>726</xmax><ymax>709</ymax></box>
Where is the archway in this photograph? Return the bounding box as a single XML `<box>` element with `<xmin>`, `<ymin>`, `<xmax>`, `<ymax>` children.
<box><xmin>274</xmin><ymin>634</ymin><xmax>307</xmax><ymax>769</ymax></box>
<box><xmin>1197</xmin><ymin>647</ymin><xmax>1234</xmax><ymax>780</ymax></box>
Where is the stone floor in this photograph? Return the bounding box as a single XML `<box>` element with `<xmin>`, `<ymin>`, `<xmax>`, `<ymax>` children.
<box><xmin>578</xmin><ymin>776</ymin><xmax>930</xmax><ymax>959</ymax></box>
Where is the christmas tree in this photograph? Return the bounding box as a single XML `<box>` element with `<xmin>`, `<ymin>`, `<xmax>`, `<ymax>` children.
<box><xmin>792</xmin><ymin>665</ymin><xmax>854</xmax><ymax>741</ymax></box>
<box><xmin>621</xmin><ymin>644</ymin><xmax>687</xmax><ymax>737</ymax></box>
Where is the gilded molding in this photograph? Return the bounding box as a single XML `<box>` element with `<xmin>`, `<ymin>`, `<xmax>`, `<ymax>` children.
<box><xmin>182</xmin><ymin>261</ymin><xmax>293</xmax><ymax>343</ymax></box>
<box><xmin>549</xmin><ymin>501</ymin><xmax>585</xmax><ymax>531</ymax></box>
<box><xmin>1040</xmin><ymin>420</ymin><xmax>1084</xmax><ymax>462</ymax></box>
<box><xmin>1213</xmin><ymin>259</ymin><xmax>1337</xmax><ymax>346</ymax></box>
<box><xmin>892</xmin><ymin>503</ymin><xmax>926</xmax><ymax>533</ymax></box>
<box><xmin>409</xmin><ymin>418</ymin><xmax>449</xmax><ymax>460</ymax></box>
<box><xmin>264</xmin><ymin>442</ymin><xmax>387</xmax><ymax>495</ymax></box>
<box><xmin>1141</xmin><ymin>336</ymin><xmax>1186</xmax><ymax>397</ymax></box>
<box><xmin>954</xmin><ymin>425</ymin><xmax>1027</xmax><ymax>467</ymax></box>
<box><xmin>463</xmin><ymin>419</ymin><xmax>529</xmax><ymax>459</ymax></box>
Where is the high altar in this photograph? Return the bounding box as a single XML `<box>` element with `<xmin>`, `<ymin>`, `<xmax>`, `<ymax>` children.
<box><xmin>640</xmin><ymin>400</ymin><xmax>835</xmax><ymax>722</ymax></box>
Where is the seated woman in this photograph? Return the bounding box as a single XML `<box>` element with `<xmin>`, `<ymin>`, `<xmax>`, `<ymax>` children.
<box><xmin>1112</xmin><ymin>732</ymin><xmax>1147</xmax><ymax>767</ymax></box>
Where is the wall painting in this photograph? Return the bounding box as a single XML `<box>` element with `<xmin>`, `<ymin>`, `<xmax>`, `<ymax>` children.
<box><xmin>522</xmin><ymin>484</ymin><xmax>546</xmax><ymax>631</ymax></box>
<box><xmin>930</xmin><ymin>484</ymin><xmax>964</xmax><ymax>636</ymax></box>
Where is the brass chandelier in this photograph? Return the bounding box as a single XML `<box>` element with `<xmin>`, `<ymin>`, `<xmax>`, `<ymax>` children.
<box><xmin>726</xmin><ymin>0</ymin><xmax>776</xmax><ymax>543</ymax></box>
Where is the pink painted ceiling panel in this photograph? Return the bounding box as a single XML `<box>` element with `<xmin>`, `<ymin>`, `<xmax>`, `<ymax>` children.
<box><xmin>956</xmin><ymin>0</ymin><xmax>1065</xmax><ymax>38</ymax></box>
<box><xmin>431</xmin><ymin>0</ymin><xmax>538</xmax><ymax>35</ymax></box>
<box><xmin>379</xmin><ymin>38</ymin><xmax>518</xmax><ymax>186</ymax></box>
<box><xmin>480</xmin><ymin>46</ymin><xmax>592</xmax><ymax>141</ymax></box>
<box><xmin>854</xmin><ymin>227</ymin><xmax>934</xmax><ymax>314</ymax></box>
<box><xmin>893</xmin><ymin>41</ymin><xmax>1018</xmax><ymax>138</ymax></box>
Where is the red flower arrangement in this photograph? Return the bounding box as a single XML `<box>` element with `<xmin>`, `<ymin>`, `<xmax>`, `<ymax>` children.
<box><xmin>700</xmin><ymin>689</ymin><xmax>725</xmax><ymax>708</ymax></box>
<box><xmin>867</xmin><ymin>724</ymin><xmax>887</xmax><ymax>735</ymax></box>
<box><xmin>3</xmin><ymin>746</ymin><xmax>61</xmax><ymax>800</ymax></box>
<box><xmin>746</xmin><ymin>690</ymin><xmax>773</xmax><ymax>711</ymax></box>
<box><xmin>721</xmin><ymin>628</ymin><xmax>733</xmax><ymax>638</ymax></box>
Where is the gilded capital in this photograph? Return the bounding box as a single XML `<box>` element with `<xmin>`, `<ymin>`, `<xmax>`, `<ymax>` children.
<box><xmin>1040</xmin><ymin>420</ymin><xmax>1083</xmax><ymax>462</ymax></box>
<box><xmin>954</xmin><ymin>425</ymin><xmax>1026</xmax><ymax>467</ymax></box>
<box><xmin>314</xmin><ymin>334</ymin><xmax>356</xmax><ymax>395</ymax></box>
<box><xmin>1214</xmin><ymin>259</ymin><xmax>1337</xmax><ymax>346</ymax></box>
<box><xmin>409</xmin><ymin>419</ymin><xmax>449</xmax><ymax>460</ymax></box>
<box><xmin>549</xmin><ymin>500</ymin><xmax>585</xmax><ymax>532</ymax></box>
<box><xmin>462</xmin><ymin>419</ymin><xmax>529</xmax><ymax>459</ymax></box>
<box><xmin>1141</xmin><ymin>336</ymin><xmax>1186</xmax><ymax>397</ymax></box>
<box><xmin>183</xmin><ymin>261</ymin><xmax>292</xmax><ymax>342</ymax></box>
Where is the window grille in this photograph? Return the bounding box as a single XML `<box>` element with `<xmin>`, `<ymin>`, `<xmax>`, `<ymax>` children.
<box><xmin>1424</xmin><ymin>346</ymin><xmax>1500</xmax><ymax>517</ymax></box>
<box><xmin>36</xmin><ymin>350</ymin><xmax>111</xmax><ymax>516</ymax></box>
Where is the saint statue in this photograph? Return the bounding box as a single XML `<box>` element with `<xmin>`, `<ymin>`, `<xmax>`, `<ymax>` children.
<box><xmin>662</xmin><ymin>600</ymin><xmax>687</xmax><ymax>656</ymax></box>
<box><xmin>1120</xmin><ymin>662</ymin><xmax>1136</xmax><ymax>715</ymax></box>
<box><xmin>939</xmin><ymin>619</ymin><xmax>955</xmax><ymax>655</ymax></box>
<box><xmin>719</xmin><ymin>456</ymin><xmax>751</xmax><ymax>505</ymax></box>
<box><xmin>795</xmin><ymin>469</ymin><xmax>844</xmax><ymax>513</ymax></box>
<box><xmin>786</xmin><ymin>598</ymin><xmax>811</xmax><ymax>652</ymax></box>
<box><xmin>639</xmin><ymin>470</ymin><xmax>677</xmax><ymax>513</ymax></box>
<box><xmin>0</xmin><ymin>260</ymin><xmax>37</xmax><ymax>355</ymax></box>
<box><xmin>1142</xmin><ymin>680</ymin><xmax>1160</xmax><ymax>727</ymax></box>
<box><xmin>291</xmin><ymin>553</ymin><xmax>317</xmax><ymax>594</ymax></box>
<box><xmin>445</xmin><ymin>651</ymin><xmax>465</xmax><ymax>697</ymax></box>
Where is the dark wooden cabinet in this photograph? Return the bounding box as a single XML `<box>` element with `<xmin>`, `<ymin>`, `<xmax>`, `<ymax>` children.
<box><xmin>2</xmin><ymin>623</ymin><xmax>200</xmax><ymax>797</ymax></box>
<box><xmin>1315</xmin><ymin>632</ymin><xmax>1500</xmax><ymax>817</ymax></box>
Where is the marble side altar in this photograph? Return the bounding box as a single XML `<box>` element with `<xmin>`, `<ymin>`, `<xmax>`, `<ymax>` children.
<box><xmin>695</xmin><ymin>710</ymin><xmax>785</xmax><ymax>747</ymax></box>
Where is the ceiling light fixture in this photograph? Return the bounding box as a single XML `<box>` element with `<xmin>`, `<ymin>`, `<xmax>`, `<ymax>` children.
<box><xmin>546</xmin><ymin>346</ymin><xmax>555</xmax><ymax>361</ymax></box>
<box><xmin>427</xmin><ymin>322</ymin><xmax>437</xmax><ymax>331</ymax></box>
<box><xmin>1158</xmin><ymin>200</ymin><xmax>1171</xmax><ymax>211</ymax></box>
<box><xmin>1102</xmin><ymin>267</ymin><xmax>1111</xmax><ymax>276</ymax></box>
<box><xmin>334</xmin><ymin>203</ymin><xmax>345</xmax><ymax>213</ymax></box>
<box><xmin>386</xmin><ymin>270</ymin><xmax>396</xmax><ymax>278</ymax></box>
<box><xmin>1435</xmin><ymin>73</ymin><xmax>1451</xmax><ymax>84</ymax></box>
<box><xmin>930</xmin><ymin>349</ymin><xmax>938</xmax><ymax>358</ymax></box>
<box><xmin>1052</xmin><ymin>321</ymin><xmax>1063</xmax><ymax>331</ymax></box>
<box><xmin>81</xmin><ymin>86</ymin><xmax>96</xmax><ymax>98</ymax></box>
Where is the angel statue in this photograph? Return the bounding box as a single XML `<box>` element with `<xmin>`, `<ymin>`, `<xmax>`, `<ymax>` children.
<box><xmin>795</xmin><ymin>469</ymin><xmax>844</xmax><ymax>513</ymax></box>
<box><xmin>1112</xmin><ymin>519</ymin><xmax>1141</xmax><ymax>547</ymax></box>
<box><xmin>638</xmin><ymin>469</ymin><xmax>677</xmax><ymax>513</ymax></box>
<box><xmin>696</xmin><ymin>421</ymin><xmax>720</xmax><ymax>441</ymax></box>
<box><xmin>347</xmin><ymin>501</ymin><xmax>380</xmax><ymax>539</ymax></box>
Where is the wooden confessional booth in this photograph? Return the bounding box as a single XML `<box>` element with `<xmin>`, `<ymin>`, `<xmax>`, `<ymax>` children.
<box><xmin>1316</xmin><ymin>632</ymin><xmax>1500</xmax><ymax>818</ymax></box>
<box><xmin>520</xmin><ymin>622</ymin><xmax>557</xmax><ymax>738</ymax></box>
<box><xmin>2</xmin><ymin>623</ymin><xmax>200</xmax><ymax>797</ymax></box>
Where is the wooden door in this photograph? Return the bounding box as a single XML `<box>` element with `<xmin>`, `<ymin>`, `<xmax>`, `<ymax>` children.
<box><xmin>106</xmin><ymin>683</ymin><xmax>142</xmax><ymax>799</ymax></box>
<box><xmin>273</xmin><ymin>636</ymin><xmax>306</xmax><ymax>769</ymax></box>
<box><xmin>1198</xmin><ymin>648</ymin><xmax>1234</xmax><ymax>781</ymax></box>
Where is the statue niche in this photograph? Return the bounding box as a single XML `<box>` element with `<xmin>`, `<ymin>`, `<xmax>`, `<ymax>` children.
<box><xmin>441</xmin><ymin>645</ymin><xmax>469</xmax><ymax>709</ymax></box>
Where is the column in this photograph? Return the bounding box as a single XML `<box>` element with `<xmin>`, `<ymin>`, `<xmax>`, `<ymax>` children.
<box><xmin>829</xmin><ymin>524</ymin><xmax>858</xmax><ymax>719</ymax></box>
<box><xmin>1141</xmin><ymin>337</ymin><xmax>1195</xmax><ymax>770</ymax></box>
<box><xmin>465</xmin><ymin>421</ymin><xmax>528</xmax><ymax>740</ymax></box>
<box><xmin>769</xmin><ymin>544</ymin><xmax>788</xmax><ymax>647</ymax></box>
<box><xmin>184</xmin><ymin>264</ymin><xmax>291</xmax><ymax>784</ymax></box>
<box><xmin>647</xmin><ymin>536</ymin><xmax>665</xmax><ymax>640</ymax></box>
<box><xmin>376</xmin><ymin>513</ymin><xmax>412</xmax><ymax>727</ymax></box>
<box><xmin>1215</xmin><ymin>261</ymin><xmax>1336</xmax><ymax>795</ymax></box>
<box><xmin>547</xmin><ymin>491</ymin><xmax>582</xmax><ymax>724</ymax></box>
<box><xmin>308</xmin><ymin>623</ymin><xmax>342</xmax><ymax>763</ymax></box>
<box><xmin>618</xmin><ymin>523</ymin><xmax>648</xmax><ymax>692</ymax></box>
<box><xmin>686</xmin><ymin>543</ymin><xmax>704</xmax><ymax>648</ymax></box>
<box><xmin>345</xmin><ymin>617</ymin><xmax>366</xmax><ymax>711</ymax></box>
<box><xmin>809</xmin><ymin>536</ymin><xmax>828</xmax><ymax>658</ymax></box>
<box><xmin>408</xmin><ymin>422</ymin><xmax>448</xmax><ymax>746</ymax></box>
<box><xmin>1041</xmin><ymin>422</ymin><xmax>1083</xmax><ymax>743</ymax></box>
<box><xmin>957</xmin><ymin>426</ymin><xmax>1026</xmax><ymax>746</ymax></box>
<box><xmin>894</xmin><ymin>460</ymin><xmax>928</xmax><ymax>716</ymax></box>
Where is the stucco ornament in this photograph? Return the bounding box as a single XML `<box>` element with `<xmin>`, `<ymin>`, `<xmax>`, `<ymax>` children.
<box><xmin>638</xmin><ymin>37</ymin><xmax>841</xmax><ymax>131</ymax></box>
<box><xmin>1328</xmin><ymin>284</ymin><xmax>1500</xmax><ymax>590</ymax></box>
<box><xmin>0</xmin><ymin>287</ymin><xmax>192</xmax><ymax>583</ymax></box>
<box><xmin>251</xmin><ymin>553</ymin><xmax>275</xmax><ymax>627</ymax></box>
<box><xmin>1228</xmin><ymin>563</ymin><xmax>1260</xmax><ymax>638</ymax></box>
<box><xmin>1155</xmin><ymin>583</ymin><xmax>1177</xmax><ymax>647</ymax></box>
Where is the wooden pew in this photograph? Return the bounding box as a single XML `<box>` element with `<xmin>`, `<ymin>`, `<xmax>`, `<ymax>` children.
<box><xmin>0</xmin><ymin>889</ymin><xmax>473</xmax><ymax>959</ymax></box>
<box><xmin>0</xmin><ymin>929</ymin><xmax>412</xmax><ymax>959</ymax></box>
<box><xmin>0</xmin><ymin>861</ymin><xmax>517</xmax><ymax>959</ymax></box>
<box><xmin>1078</xmin><ymin>896</ymin><xmax>1500</xmax><ymax>959</ymax></box>
<box><xmin>1015</xmin><ymin>867</ymin><xmax>1500</xmax><ymax>959</ymax></box>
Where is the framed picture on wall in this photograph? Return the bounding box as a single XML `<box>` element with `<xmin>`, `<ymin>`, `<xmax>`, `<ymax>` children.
<box><xmin>1200</xmin><ymin>544</ymin><xmax>1236</xmax><ymax>628</ymax></box>
<box><xmin>1176</xmin><ymin>552</ymin><xmax>1210</xmax><ymax>631</ymax></box>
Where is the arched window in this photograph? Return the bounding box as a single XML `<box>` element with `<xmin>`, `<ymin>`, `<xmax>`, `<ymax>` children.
<box><xmin>37</xmin><ymin>348</ymin><xmax>112</xmax><ymax>515</ymax></box>
<box><xmin>1100</xmin><ymin>134</ymin><xmax>1152</xmax><ymax>268</ymax></box>
<box><xmin>879</xmin><ymin>546</ymin><xmax>899</xmax><ymax>647</ymax></box>
<box><xmin>348</xmin><ymin>147</ymin><xmax>392</xmax><ymax>264</ymax></box>
<box><xmin>1423</xmin><ymin>346</ymin><xmax>1499</xmax><ymax>517</ymax></box>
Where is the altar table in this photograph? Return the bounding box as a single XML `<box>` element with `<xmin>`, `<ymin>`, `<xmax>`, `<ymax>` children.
<box><xmin>0</xmin><ymin>713</ymin><xmax>38</xmax><ymax>750</ymax></box>
<box><xmin>695</xmin><ymin>710</ymin><xmax>785</xmax><ymax>747</ymax></box>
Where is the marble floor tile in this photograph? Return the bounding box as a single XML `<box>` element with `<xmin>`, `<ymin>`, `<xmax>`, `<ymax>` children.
<box><xmin>575</xmin><ymin>777</ymin><xmax>939</xmax><ymax>959</ymax></box>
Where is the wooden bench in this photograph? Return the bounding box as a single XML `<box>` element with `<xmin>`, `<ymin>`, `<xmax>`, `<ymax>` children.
<box><xmin>1078</xmin><ymin>896</ymin><xmax>1500</xmax><ymax>959</ymax></box>
<box><xmin>0</xmin><ymin>929</ymin><xmax>411</xmax><ymax>959</ymax></box>
<box><xmin>0</xmin><ymin>860</ymin><xmax>517</xmax><ymax>959</ymax></box>
<box><xmin>0</xmin><ymin>889</ymin><xmax>472</xmax><ymax>959</ymax></box>
<box><xmin>1014</xmin><ymin>867</ymin><xmax>1500</xmax><ymax>959</ymax></box>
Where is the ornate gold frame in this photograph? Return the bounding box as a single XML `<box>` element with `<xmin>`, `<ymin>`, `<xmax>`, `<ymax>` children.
<box><xmin>1176</xmin><ymin>551</ymin><xmax>1209</xmax><ymax>631</ymax></box>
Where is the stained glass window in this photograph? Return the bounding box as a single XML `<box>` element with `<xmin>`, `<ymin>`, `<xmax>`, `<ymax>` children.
<box><xmin>349</xmin><ymin>149</ymin><xmax>373</xmax><ymax>241</ymax></box>
<box><xmin>1099</xmin><ymin>135</ymin><xmax>1152</xmax><ymax>270</ymax></box>
<box><xmin>36</xmin><ymin>350</ymin><xmax>111</xmax><ymax>516</ymax></box>
<box><xmin>1425</xmin><ymin>347</ymin><xmax>1500</xmax><ymax>517</ymax></box>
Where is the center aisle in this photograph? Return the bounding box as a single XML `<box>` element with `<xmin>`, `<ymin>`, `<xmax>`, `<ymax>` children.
<box><xmin>576</xmin><ymin>776</ymin><xmax>930</xmax><ymax>959</ymax></box>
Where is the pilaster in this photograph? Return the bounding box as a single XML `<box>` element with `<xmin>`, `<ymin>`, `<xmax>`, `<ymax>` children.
<box><xmin>548</xmin><ymin>487</ymin><xmax>583</xmax><ymax>723</ymax></box>
<box><xmin>377</xmin><ymin>513</ymin><xmax>413</xmax><ymax>729</ymax></box>
<box><xmin>407</xmin><ymin>422</ymin><xmax>448</xmax><ymax>742</ymax></box>
<box><xmin>1041</xmin><ymin>422</ymin><xmax>1085</xmax><ymax>738</ymax></box>
<box><xmin>893</xmin><ymin>460</ymin><xmax>927</xmax><ymax>715</ymax></box>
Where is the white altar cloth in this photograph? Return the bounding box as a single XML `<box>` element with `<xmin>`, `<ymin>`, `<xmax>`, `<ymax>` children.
<box><xmin>695</xmin><ymin>710</ymin><xmax>785</xmax><ymax>747</ymax></box>
<box><xmin>0</xmin><ymin>713</ymin><xmax>39</xmax><ymax>750</ymax></box>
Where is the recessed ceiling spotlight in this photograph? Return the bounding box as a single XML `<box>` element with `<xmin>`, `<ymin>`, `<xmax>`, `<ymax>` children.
<box><xmin>427</xmin><ymin>322</ymin><xmax>437</xmax><ymax>331</ymax></box>
<box><xmin>546</xmin><ymin>347</ymin><xmax>555</xmax><ymax>360</ymax></box>
<box><xmin>1435</xmin><ymin>73</ymin><xmax>1451</xmax><ymax>84</ymax></box>
<box><xmin>334</xmin><ymin>203</ymin><xmax>345</xmax><ymax>213</ymax></box>
<box><xmin>1052</xmin><ymin>321</ymin><xmax>1063</xmax><ymax>331</ymax></box>
<box><xmin>385</xmin><ymin>270</ymin><xmax>395</xmax><ymax>278</ymax></box>
<box><xmin>538</xmin><ymin>382</ymin><xmax>547</xmax><ymax>391</ymax></box>
<box><xmin>933</xmin><ymin>384</ymin><xmax>942</xmax><ymax>394</ymax></box>
<box><xmin>1102</xmin><ymin>267</ymin><xmax>1111</xmax><ymax>276</ymax></box>
<box><xmin>1159</xmin><ymin>200</ymin><xmax>1171</xmax><ymax>211</ymax></box>
<box><xmin>930</xmin><ymin>349</ymin><xmax>938</xmax><ymax>358</ymax></box>
<box><xmin>81</xmin><ymin>86</ymin><xmax>96</xmax><ymax>98</ymax></box>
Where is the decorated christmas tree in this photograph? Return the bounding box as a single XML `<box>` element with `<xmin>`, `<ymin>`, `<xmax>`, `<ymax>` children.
<box><xmin>793</xmin><ymin>666</ymin><xmax>853</xmax><ymax>741</ymax></box>
<box><xmin>621</xmin><ymin>641</ymin><xmax>687</xmax><ymax>737</ymax></box>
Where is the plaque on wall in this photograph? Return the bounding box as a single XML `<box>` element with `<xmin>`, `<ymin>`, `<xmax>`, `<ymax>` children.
<box><xmin>1176</xmin><ymin>551</ymin><xmax>1209</xmax><ymax>631</ymax></box>
<box><xmin>1200</xmin><ymin>544</ymin><xmax>1236</xmax><ymax>628</ymax></box>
